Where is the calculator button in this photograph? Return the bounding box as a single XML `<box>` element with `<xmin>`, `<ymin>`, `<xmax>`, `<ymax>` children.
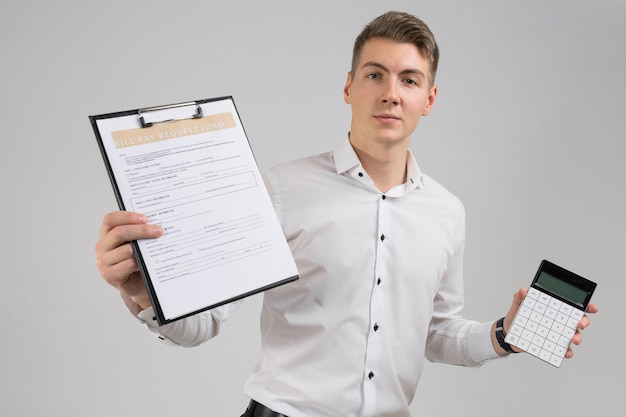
<box><xmin>518</xmin><ymin>306</ymin><xmax>532</xmax><ymax>318</ymax></box>
<box><xmin>545</xmin><ymin>306</ymin><xmax>558</xmax><ymax>320</ymax></box>
<box><xmin>534</xmin><ymin>302</ymin><xmax>547</xmax><ymax>314</ymax></box>
<box><xmin>532</xmin><ymin>334</ymin><xmax>546</xmax><ymax>347</ymax></box>
<box><xmin>562</xmin><ymin>327</ymin><xmax>575</xmax><ymax>339</ymax></box>
<box><xmin>537</xmin><ymin>325</ymin><xmax>550</xmax><ymax>338</ymax></box>
<box><xmin>522</xmin><ymin>297</ymin><xmax>537</xmax><ymax>309</ymax></box>
<box><xmin>570</xmin><ymin>308</ymin><xmax>584</xmax><ymax>321</ymax></box>
<box><xmin>539</xmin><ymin>349</ymin><xmax>552</xmax><ymax>362</ymax></box>
<box><xmin>549</xmin><ymin>298</ymin><xmax>563</xmax><ymax>310</ymax></box>
<box><xmin>538</xmin><ymin>293</ymin><xmax>551</xmax><ymax>305</ymax></box>
<box><xmin>522</xmin><ymin>329</ymin><xmax>535</xmax><ymax>341</ymax></box>
<box><xmin>547</xmin><ymin>330</ymin><xmax>561</xmax><ymax>343</ymax></box>
<box><xmin>527</xmin><ymin>287</ymin><xmax>540</xmax><ymax>299</ymax></box>
<box><xmin>517</xmin><ymin>338</ymin><xmax>530</xmax><ymax>351</ymax></box>
<box><xmin>528</xmin><ymin>344</ymin><xmax>541</xmax><ymax>357</ymax></box>
<box><xmin>553</xmin><ymin>345</ymin><xmax>567</xmax><ymax>357</ymax></box>
<box><xmin>549</xmin><ymin>355</ymin><xmax>564</xmax><ymax>367</ymax></box>
<box><xmin>557</xmin><ymin>335</ymin><xmax>571</xmax><ymax>348</ymax></box>
<box><xmin>566</xmin><ymin>316</ymin><xmax>580</xmax><ymax>329</ymax></box>
<box><xmin>543</xmin><ymin>341</ymin><xmax>556</xmax><ymax>353</ymax></box>
<box><xmin>530</xmin><ymin>311</ymin><xmax>542</xmax><ymax>323</ymax></box>
<box><xmin>559</xmin><ymin>303</ymin><xmax>573</xmax><ymax>315</ymax></box>
<box><xmin>540</xmin><ymin>317</ymin><xmax>554</xmax><ymax>329</ymax></box>
<box><xmin>555</xmin><ymin>313</ymin><xmax>568</xmax><ymax>325</ymax></box>
<box><xmin>509</xmin><ymin>323</ymin><xmax>524</xmax><ymax>337</ymax></box>
<box><xmin>551</xmin><ymin>322</ymin><xmax>564</xmax><ymax>334</ymax></box>
<box><xmin>512</xmin><ymin>315</ymin><xmax>528</xmax><ymax>328</ymax></box>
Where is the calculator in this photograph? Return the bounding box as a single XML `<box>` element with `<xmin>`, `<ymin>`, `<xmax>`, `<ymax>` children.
<box><xmin>504</xmin><ymin>260</ymin><xmax>596</xmax><ymax>367</ymax></box>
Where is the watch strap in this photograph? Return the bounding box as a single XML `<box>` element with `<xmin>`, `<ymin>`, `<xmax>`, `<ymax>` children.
<box><xmin>495</xmin><ymin>317</ymin><xmax>518</xmax><ymax>354</ymax></box>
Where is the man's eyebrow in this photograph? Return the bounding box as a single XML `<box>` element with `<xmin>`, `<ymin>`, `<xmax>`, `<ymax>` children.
<box><xmin>361</xmin><ymin>61</ymin><xmax>426</xmax><ymax>79</ymax></box>
<box><xmin>361</xmin><ymin>61</ymin><xmax>390</xmax><ymax>73</ymax></box>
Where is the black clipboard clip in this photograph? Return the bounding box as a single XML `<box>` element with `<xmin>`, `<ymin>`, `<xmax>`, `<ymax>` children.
<box><xmin>138</xmin><ymin>101</ymin><xmax>203</xmax><ymax>128</ymax></box>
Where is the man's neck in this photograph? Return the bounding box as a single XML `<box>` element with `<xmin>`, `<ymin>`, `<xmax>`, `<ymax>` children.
<box><xmin>350</xmin><ymin>138</ymin><xmax>409</xmax><ymax>193</ymax></box>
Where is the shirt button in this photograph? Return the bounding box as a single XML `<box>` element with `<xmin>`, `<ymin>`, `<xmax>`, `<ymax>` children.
<box><xmin>358</xmin><ymin>172</ymin><xmax>364</xmax><ymax>177</ymax></box>
<box><xmin>380</xmin><ymin>234</ymin><xmax>385</xmax><ymax>241</ymax></box>
<box><xmin>373</xmin><ymin>323</ymin><xmax>379</xmax><ymax>332</ymax></box>
<box><xmin>368</xmin><ymin>371</ymin><xmax>375</xmax><ymax>380</ymax></box>
<box><xmin>381</xmin><ymin>195</ymin><xmax>386</xmax><ymax>200</ymax></box>
<box><xmin>377</xmin><ymin>277</ymin><xmax>382</xmax><ymax>285</ymax></box>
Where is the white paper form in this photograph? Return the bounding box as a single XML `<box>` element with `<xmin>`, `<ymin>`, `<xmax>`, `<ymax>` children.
<box><xmin>91</xmin><ymin>97</ymin><xmax>298</xmax><ymax>324</ymax></box>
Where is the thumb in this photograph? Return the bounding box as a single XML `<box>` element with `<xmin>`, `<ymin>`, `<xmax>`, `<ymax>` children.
<box><xmin>504</xmin><ymin>287</ymin><xmax>527</xmax><ymax>332</ymax></box>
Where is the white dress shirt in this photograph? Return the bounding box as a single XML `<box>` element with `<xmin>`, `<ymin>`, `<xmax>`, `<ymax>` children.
<box><xmin>131</xmin><ymin>137</ymin><xmax>501</xmax><ymax>416</ymax></box>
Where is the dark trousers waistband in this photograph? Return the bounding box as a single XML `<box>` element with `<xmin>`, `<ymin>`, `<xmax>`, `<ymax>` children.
<box><xmin>241</xmin><ymin>399</ymin><xmax>288</xmax><ymax>417</ymax></box>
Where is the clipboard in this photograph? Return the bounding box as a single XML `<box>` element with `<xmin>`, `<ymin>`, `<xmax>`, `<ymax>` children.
<box><xmin>90</xmin><ymin>96</ymin><xmax>298</xmax><ymax>325</ymax></box>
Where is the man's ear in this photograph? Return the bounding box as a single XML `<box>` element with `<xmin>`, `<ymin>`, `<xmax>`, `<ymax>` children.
<box><xmin>422</xmin><ymin>84</ymin><xmax>438</xmax><ymax>116</ymax></box>
<box><xmin>343</xmin><ymin>72</ymin><xmax>353</xmax><ymax>104</ymax></box>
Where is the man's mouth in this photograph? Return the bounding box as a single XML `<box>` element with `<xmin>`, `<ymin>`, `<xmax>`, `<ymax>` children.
<box><xmin>374</xmin><ymin>114</ymin><xmax>400</xmax><ymax>123</ymax></box>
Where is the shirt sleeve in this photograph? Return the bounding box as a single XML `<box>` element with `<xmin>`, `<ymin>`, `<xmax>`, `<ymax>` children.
<box><xmin>424</xmin><ymin>216</ymin><xmax>502</xmax><ymax>366</ymax></box>
<box><xmin>122</xmin><ymin>293</ymin><xmax>243</xmax><ymax>347</ymax></box>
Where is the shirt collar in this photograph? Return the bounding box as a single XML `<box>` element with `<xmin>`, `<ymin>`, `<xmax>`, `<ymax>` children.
<box><xmin>333</xmin><ymin>134</ymin><xmax>425</xmax><ymax>193</ymax></box>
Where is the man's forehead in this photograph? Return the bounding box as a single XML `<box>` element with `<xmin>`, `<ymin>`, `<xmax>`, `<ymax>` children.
<box><xmin>357</xmin><ymin>38</ymin><xmax>429</xmax><ymax>74</ymax></box>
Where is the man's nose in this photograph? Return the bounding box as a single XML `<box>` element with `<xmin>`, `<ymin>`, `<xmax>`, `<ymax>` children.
<box><xmin>381</xmin><ymin>80</ymin><xmax>400</xmax><ymax>105</ymax></box>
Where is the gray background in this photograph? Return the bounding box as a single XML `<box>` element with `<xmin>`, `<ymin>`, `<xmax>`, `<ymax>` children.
<box><xmin>1</xmin><ymin>0</ymin><xmax>624</xmax><ymax>416</ymax></box>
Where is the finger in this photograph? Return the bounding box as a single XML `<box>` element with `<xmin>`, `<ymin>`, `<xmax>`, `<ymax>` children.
<box><xmin>578</xmin><ymin>315</ymin><xmax>591</xmax><ymax>330</ymax></box>
<box><xmin>586</xmin><ymin>303</ymin><xmax>599</xmax><ymax>314</ymax></box>
<box><xmin>99</xmin><ymin>211</ymin><xmax>147</xmax><ymax>239</ymax></box>
<box><xmin>97</xmin><ymin>241</ymin><xmax>136</xmax><ymax>272</ymax></box>
<box><xmin>120</xmin><ymin>271</ymin><xmax>150</xmax><ymax>299</ymax></box>
<box><xmin>507</xmin><ymin>288</ymin><xmax>526</xmax><ymax>313</ymax></box>
<box><xmin>96</xmin><ymin>241</ymin><xmax>137</xmax><ymax>281</ymax></box>
<box><xmin>99</xmin><ymin>256</ymin><xmax>139</xmax><ymax>288</ymax></box>
<box><xmin>516</xmin><ymin>287</ymin><xmax>528</xmax><ymax>303</ymax></box>
<box><xmin>96</xmin><ymin>222</ymin><xmax>163</xmax><ymax>256</ymax></box>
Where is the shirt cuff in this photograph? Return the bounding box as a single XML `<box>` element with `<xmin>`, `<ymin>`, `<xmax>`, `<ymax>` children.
<box><xmin>121</xmin><ymin>293</ymin><xmax>147</xmax><ymax>317</ymax></box>
<box><xmin>469</xmin><ymin>320</ymin><xmax>503</xmax><ymax>363</ymax></box>
<box><xmin>130</xmin><ymin>301</ymin><xmax>180</xmax><ymax>345</ymax></box>
<box><xmin>136</xmin><ymin>307</ymin><xmax>160</xmax><ymax>328</ymax></box>
<box><xmin>120</xmin><ymin>293</ymin><xmax>177</xmax><ymax>343</ymax></box>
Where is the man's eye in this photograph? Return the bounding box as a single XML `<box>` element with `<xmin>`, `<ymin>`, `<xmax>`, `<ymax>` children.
<box><xmin>404</xmin><ymin>78</ymin><xmax>417</xmax><ymax>85</ymax></box>
<box><xmin>367</xmin><ymin>73</ymin><xmax>379</xmax><ymax>79</ymax></box>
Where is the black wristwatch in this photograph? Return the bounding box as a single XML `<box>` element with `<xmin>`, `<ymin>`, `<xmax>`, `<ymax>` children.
<box><xmin>495</xmin><ymin>317</ymin><xmax>518</xmax><ymax>354</ymax></box>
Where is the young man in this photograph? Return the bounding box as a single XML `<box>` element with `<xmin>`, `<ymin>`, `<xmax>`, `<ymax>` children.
<box><xmin>95</xmin><ymin>11</ymin><xmax>597</xmax><ymax>417</ymax></box>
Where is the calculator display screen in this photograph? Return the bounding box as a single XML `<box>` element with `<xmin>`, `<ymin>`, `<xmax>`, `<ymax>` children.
<box><xmin>535</xmin><ymin>271</ymin><xmax>588</xmax><ymax>305</ymax></box>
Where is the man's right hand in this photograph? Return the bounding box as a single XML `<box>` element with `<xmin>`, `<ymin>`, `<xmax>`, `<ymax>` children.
<box><xmin>95</xmin><ymin>211</ymin><xmax>163</xmax><ymax>310</ymax></box>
